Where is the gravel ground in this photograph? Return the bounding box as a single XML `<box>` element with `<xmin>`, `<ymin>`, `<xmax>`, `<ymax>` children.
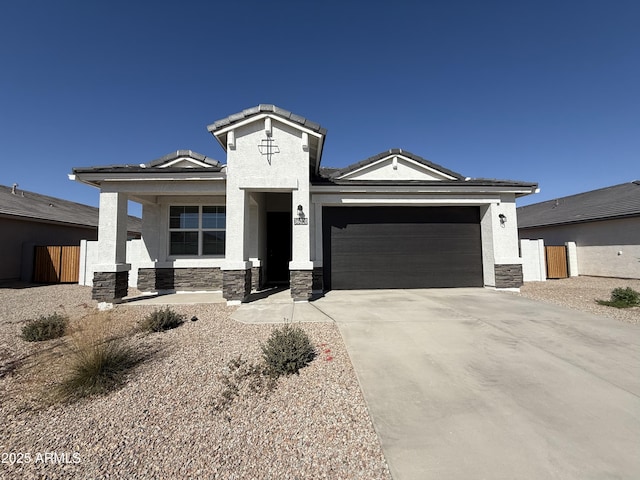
<box><xmin>2</xmin><ymin>277</ymin><xmax>637</xmax><ymax>478</ymax></box>
<box><xmin>518</xmin><ymin>276</ymin><xmax>640</xmax><ymax>324</ymax></box>
<box><xmin>0</xmin><ymin>284</ymin><xmax>391</xmax><ymax>479</ymax></box>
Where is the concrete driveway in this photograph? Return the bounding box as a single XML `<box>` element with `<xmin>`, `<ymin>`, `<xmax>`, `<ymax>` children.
<box><xmin>312</xmin><ymin>288</ymin><xmax>640</xmax><ymax>480</ymax></box>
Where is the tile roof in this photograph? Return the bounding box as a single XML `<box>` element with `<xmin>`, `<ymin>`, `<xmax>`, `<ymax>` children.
<box><xmin>324</xmin><ymin>149</ymin><xmax>466</xmax><ymax>180</ymax></box>
<box><xmin>0</xmin><ymin>184</ymin><xmax>142</xmax><ymax>232</ymax></box>
<box><xmin>73</xmin><ymin>150</ymin><xmax>224</xmax><ymax>174</ymax></box>
<box><xmin>314</xmin><ymin>149</ymin><xmax>537</xmax><ymax>192</ymax></box>
<box><xmin>517</xmin><ymin>181</ymin><xmax>640</xmax><ymax>228</ymax></box>
<box><xmin>206</xmin><ymin>104</ymin><xmax>327</xmax><ymax>135</ymax></box>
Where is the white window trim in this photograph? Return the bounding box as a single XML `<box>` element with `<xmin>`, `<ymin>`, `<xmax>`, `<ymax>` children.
<box><xmin>168</xmin><ymin>205</ymin><xmax>226</xmax><ymax>257</ymax></box>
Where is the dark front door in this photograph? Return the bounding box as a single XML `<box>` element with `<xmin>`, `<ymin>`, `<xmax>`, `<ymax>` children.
<box><xmin>322</xmin><ymin>206</ymin><xmax>483</xmax><ymax>290</ymax></box>
<box><xmin>266</xmin><ymin>212</ymin><xmax>291</xmax><ymax>284</ymax></box>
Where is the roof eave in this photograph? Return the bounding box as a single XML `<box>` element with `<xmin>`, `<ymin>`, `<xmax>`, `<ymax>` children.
<box><xmin>519</xmin><ymin>212</ymin><xmax>640</xmax><ymax>229</ymax></box>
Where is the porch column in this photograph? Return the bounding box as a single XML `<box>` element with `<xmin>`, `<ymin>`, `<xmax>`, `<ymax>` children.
<box><xmin>248</xmin><ymin>192</ymin><xmax>263</xmax><ymax>291</ymax></box>
<box><xmin>222</xmin><ymin>188</ymin><xmax>251</xmax><ymax>304</ymax></box>
<box><xmin>290</xmin><ymin>189</ymin><xmax>314</xmax><ymax>301</ymax></box>
<box><xmin>92</xmin><ymin>191</ymin><xmax>130</xmax><ymax>304</ymax></box>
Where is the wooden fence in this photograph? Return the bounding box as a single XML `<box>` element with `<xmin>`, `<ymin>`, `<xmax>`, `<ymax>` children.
<box><xmin>545</xmin><ymin>245</ymin><xmax>568</xmax><ymax>279</ymax></box>
<box><xmin>33</xmin><ymin>246</ymin><xmax>80</xmax><ymax>283</ymax></box>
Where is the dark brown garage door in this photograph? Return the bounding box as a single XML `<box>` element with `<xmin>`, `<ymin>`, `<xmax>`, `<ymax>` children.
<box><xmin>322</xmin><ymin>206</ymin><xmax>483</xmax><ymax>290</ymax></box>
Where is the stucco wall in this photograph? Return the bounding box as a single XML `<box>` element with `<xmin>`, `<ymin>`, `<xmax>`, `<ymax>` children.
<box><xmin>519</xmin><ymin>217</ymin><xmax>640</xmax><ymax>279</ymax></box>
<box><xmin>226</xmin><ymin>117</ymin><xmax>313</xmax><ymax>271</ymax></box>
<box><xmin>520</xmin><ymin>238</ymin><xmax>546</xmax><ymax>282</ymax></box>
<box><xmin>0</xmin><ymin>216</ymin><xmax>96</xmax><ymax>282</ymax></box>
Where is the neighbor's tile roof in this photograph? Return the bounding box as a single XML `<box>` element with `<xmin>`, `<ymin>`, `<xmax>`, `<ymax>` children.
<box><xmin>517</xmin><ymin>181</ymin><xmax>640</xmax><ymax>228</ymax></box>
<box><xmin>207</xmin><ymin>104</ymin><xmax>327</xmax><ymax>135</ymax></box>
<box><xmin>0</xmin><ymin>184</ymin><xmax>142</xmax><ymax>232</ymax></box>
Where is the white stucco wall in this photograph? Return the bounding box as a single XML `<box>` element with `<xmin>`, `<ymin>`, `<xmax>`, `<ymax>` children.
<box><xmin>80</xmin><ymin>238</ymin><xmax>145</xmax><ymax>287</ymax></box>
<box><xmin>225</xmin><ymin>117</ymin><xmax>315</xmax><ymax>271</ymax></box>
<box><xmin>519</xmin><ymin>217</ymin><xmax>640</xmax><ymax>279</ymax></box>
<box><xmin>520</xmin><ymin>239</ymin><xmax>546</xmax><ymax>281</ymax></box>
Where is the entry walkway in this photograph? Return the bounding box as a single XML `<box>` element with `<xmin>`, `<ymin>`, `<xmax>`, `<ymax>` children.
<box><xmin>230</xmin><ymin>288</ymin><xmax>332</xmax><ymax>324</ymax></box>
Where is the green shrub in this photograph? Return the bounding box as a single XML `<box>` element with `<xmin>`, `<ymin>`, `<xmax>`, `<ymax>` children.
<box><xmin>597</xmin><ymin>287</ymin><xmax>640</xmax><ymax>308</ymax></box>
<box><xmin>21</xmin><ymin>313</ymin><xmax>68</xmax><ymax>342</ymax></box>
<box><xmin>58</xmin><ymin>337</ymin><xmax>140</xmax><ymax>401</ymax></box>
<box><xmin>261</xmin><ymin>323</ymin><xmax>316</xmax><ymax>377</ymax></box>
<box><xmin>140</xmin><ymin>307</ymin><xmax>185</xmax><ymax>332</ymax></box>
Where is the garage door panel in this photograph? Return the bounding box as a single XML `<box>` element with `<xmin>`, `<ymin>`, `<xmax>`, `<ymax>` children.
<box><xmin>323</xmin><ymin>206</ymin><xmax>483</xmax><ymax>290</ymax></box>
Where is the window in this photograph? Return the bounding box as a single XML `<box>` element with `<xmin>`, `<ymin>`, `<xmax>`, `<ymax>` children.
<box><xmin>169</xmin><ymin>206</ymin><xmax>225</xmax><ymax>256</ymax></box>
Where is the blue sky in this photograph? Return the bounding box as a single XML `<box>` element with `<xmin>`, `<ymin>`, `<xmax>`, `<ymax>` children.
<box><xmin>1</xmin><ymin>0</ymin><xmax>638</xmax><ymax>216</ymax></box>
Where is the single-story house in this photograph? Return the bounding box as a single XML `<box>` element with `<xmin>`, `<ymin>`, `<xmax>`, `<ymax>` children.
<box><xmin>518</xmin><ymin>181</ymin><xmax>640</xmax><ymax>279</ymax></box>
<box><xmin>70</xmin><ymin>105</ymin><xmax>538</xmax><ymax>304</ymax></box>
<box><xmin>0</xmin><ymin>184</ymin><xmax>141</xmax><ymax>282</ymax></box>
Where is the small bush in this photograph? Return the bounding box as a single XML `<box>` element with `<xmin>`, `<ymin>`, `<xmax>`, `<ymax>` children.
<box><xmin>212</xmin><ymin>356</ymin><xmax>275</xmax><ymax>413</ymax></box>
<box><xmin>58</xmin><ymin>337</ymin><xmax>140</xmax><ymax>401</ymax></box>
<box><xmin>261</xmin><ymin>323</ymin><xmax>316</xmax><ymax>377</ymax></box>
<box><xmin>597</xmin><ymin>287</ymin><xmax>640</xmax><ymax>309</ymax></box>
<box><xmin>21</xmin><ymin>313</ymin><xmax>68</xmax><ymax>342</ymax></box>
<box><xmin>140</xmin><ymin>307</ymin><xmax>185</xmax><ymax>332</ymax></box>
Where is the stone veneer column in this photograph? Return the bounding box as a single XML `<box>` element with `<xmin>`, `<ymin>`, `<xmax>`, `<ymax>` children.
<box><xmin>92</xmin><ymin>271</ymin><xmax>129</xmax><ymax>302</ymax></box>
<box><xmin>494</xmin><ymin>264</ymin><xmax>523</xmax><ymax>289</ymax></box>
<box><xmin>290</xmin><ymin>270</ymin><xmax>313</xmax><ymax>301</ymax></box>
<box><xmin>223</xmin><ymin>270</ymin><xmax>252</xmax><ymax>303</ymax></box>
<box><xmin>250</xmin><ymin>265</ymin><xmax>262</xmax><ymax>291</ymax></box>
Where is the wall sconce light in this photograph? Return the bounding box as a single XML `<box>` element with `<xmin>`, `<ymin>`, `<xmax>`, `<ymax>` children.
<box><xmin>297</xmin><ymin>204</ymin><xmax>305</xmax><ymax>219</ymax></box>
<box><xmin>499</xmin><ymin>213</ymin><xmax>507</xmax><ymax>227</ymax></box>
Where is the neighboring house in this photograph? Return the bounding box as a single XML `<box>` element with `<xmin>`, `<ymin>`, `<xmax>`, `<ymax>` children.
<box><xmin>0</xmin><ymin>184</ymin><xmax>142</xmax><ymax>282</ymax></box>
<box><xmin>70</xmin><ymin>104</ymin><xmax>538</xmax><ymax>304</ymax></box>
<box><xmin>517</xmin><ymin>181</ymin><xmax>640</xmax><ymax>279</ymax></box>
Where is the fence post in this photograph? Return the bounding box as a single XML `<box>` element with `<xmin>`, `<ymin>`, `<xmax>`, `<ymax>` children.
<box><xmin>565</xmin><ymin>241</ymin><xmax>579</xmax><ymax>277</ymax></box>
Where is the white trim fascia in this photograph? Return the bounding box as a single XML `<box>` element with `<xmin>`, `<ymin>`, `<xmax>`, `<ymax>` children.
<box><xmin>338</xmin><ymin>154</ymin><xmax>458</xmax><ymax>180</ymax></box>
<box><xmin>310</xmin><ymin>195</ymin><xmax>503</xmax><ymax>206</ymax></box>
<box><xmin>310</xmin><ymin>184</ymin><xmax>537</xmax><ymax>195</ymax></box>
<box><xmin>158</xmin><ymin>158</ymin><xmax>214</xmax><ymax>168</ymax></box>
<box><xmin>74</xmin><ymin>172</ymin><xmax>226</xmax><ymax>183</ymax></box>
<box><xmin>211</xmin><ymin>113</ymin><xmax>324</xmax><ymax>139</ymax></box>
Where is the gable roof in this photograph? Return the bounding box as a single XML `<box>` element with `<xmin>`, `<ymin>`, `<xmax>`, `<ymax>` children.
<box><xmin>207</xmin><ymin>104</ymin><xmax>327</xmax><ymax>136</ymax></box>
<box><xmin>314</xmin><ymin>149</ymin><xmax>538</xmax><ymax>194</ymax></box>
<box><xmin>207</xmin><ymin>104</ymin><xmax>327</xmax><ymax>173</ymax></box>
<box><xmin>73</xmin><ymin>150</ymin><xmax>224</xmax><ymax>175</ymax></box>
<box><xmin>517</xmin><ymin>181</ymin><xmax>640</xmax><ymax>228</ymax></box>
<box><xmin>0</xmin><ymin>184</ymin><xmax>142</xmax><ymax>233</ymax></box>
<box><xmin>325</xmin><ymin>149</ymin><xmax>466</xmax><ymax>181</ymax></box>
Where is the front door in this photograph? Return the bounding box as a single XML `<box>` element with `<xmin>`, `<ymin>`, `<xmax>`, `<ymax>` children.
<box><xmin>266</xmin><ymin>212</ymin><xmax>291</xmax><ymax>284</ymax></box>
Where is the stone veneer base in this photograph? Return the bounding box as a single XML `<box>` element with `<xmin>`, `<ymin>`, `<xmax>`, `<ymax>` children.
<box><xmin>251</xmin><ymin>266</ymin><xmax>262</xmax><ymax>291</ymax></box>
<box><xmin>494</xmin><ymin>264</ymin><xmax>524</xmax><ymax>289</ymax></box>
<box><xmin>137</xmin><ymin>268</ymin><xmax>222</xmax><ymax>292</ymax></box>
<box><xmin>92</xmin><ymin>271</ymin><xmax>129</xmax><ymax>302</ymax></box>
<box><xmin>290</xmin><ymin>270</ymin><xmax>314</xmax><ymax>301</ymax></box>
<box><xmin>223</xmin><ymin>270</ymin><xmax>252</xmax><ymax>302</ymax></box>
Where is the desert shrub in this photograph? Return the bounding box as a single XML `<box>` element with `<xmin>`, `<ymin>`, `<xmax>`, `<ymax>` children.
<box><xmin>21</xmin><ymin>313</ymin><xmax>68</xmax><ymax>342</ymax></box>
<box><xmin>212</xmin><ymin>356</ymin><xmax>275</xmax><ymax>413</ymax></box>
<box><xmin>58</xmin><ymin>337</ymin><xmax>140</xmax><ymax>401</ymax></box>
<box><xmin>140</xmin><ymin>307</ymin><xmax>185</xmax><ymax>332</ymax></box>
<box><xmin>261</xmin><ymin>323</ymin><xmax>316</xmax><ymax>377</ymax></box>
<box><xmin>597</xmin><ymin>287</ymin><xmax>640</xmax><ymax>308</ymax></box>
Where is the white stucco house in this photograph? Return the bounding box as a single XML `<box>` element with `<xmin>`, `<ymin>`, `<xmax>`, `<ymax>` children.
<box><xmin>70</xmin><ymin>105</ymin><xmax>538</xmax><ymax>304</ymax></box>
<box><xmin>518</xmin><ymin>181</ymin><xmax>640</xmax><ymax>279</ymax></box>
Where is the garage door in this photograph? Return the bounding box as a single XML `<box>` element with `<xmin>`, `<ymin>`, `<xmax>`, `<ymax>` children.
<box><xmin>322</xmin><ymin>206</ymin><xmax>483</xmax><ymax>290</ymax></box>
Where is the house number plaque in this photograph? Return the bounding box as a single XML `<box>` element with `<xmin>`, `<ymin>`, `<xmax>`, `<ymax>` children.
<box><xmin>294</xmin><ymin>218</ymin><xmax>308</xmax><ymax>225</ymax></box>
